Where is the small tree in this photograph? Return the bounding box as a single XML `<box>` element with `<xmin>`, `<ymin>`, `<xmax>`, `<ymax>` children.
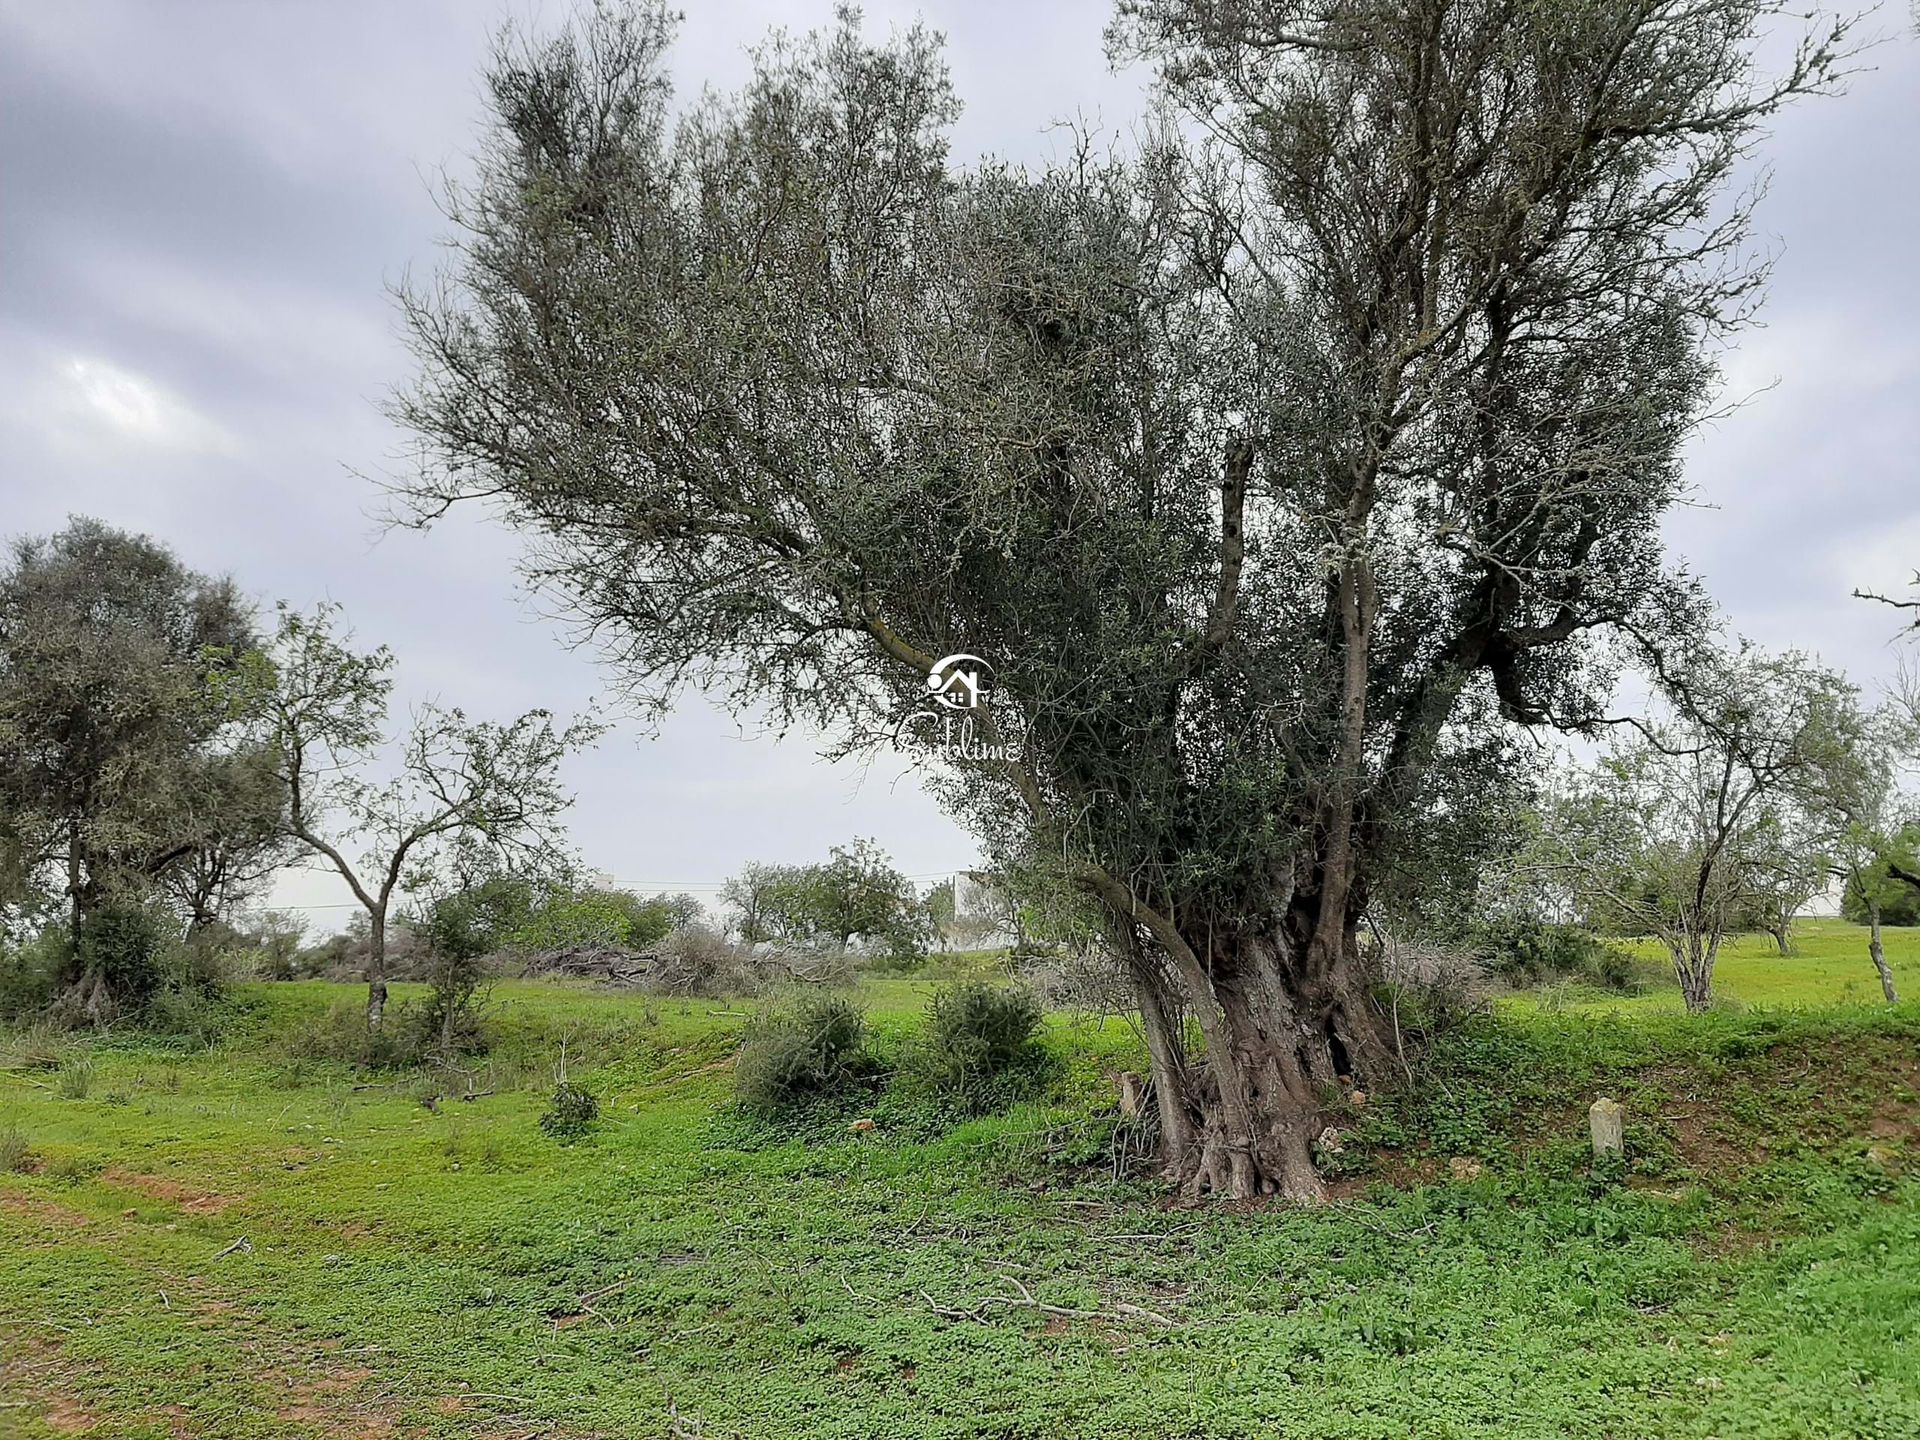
<box><xmin>813</xmin><ymin>840</ymin><xmax>929</xmax><ymax>961</ymax></box>
<box><xmin>247</xmin><ymin>604</ymin><xmax>601</xmax><ymax>1027</ymax></box>
<box><xmin>1799</xmin><ymin>694</ymin><xmax>1916</xmax><ymax>1003</ymax></box>
<box><xmin>719</xmin><ymin>862</ymin><xmax>784</xmax><ymax>945</ymax></box>
<box><xmin>723</xmin><ymin>844</ymin><xmax>928</xmax><ymax>960</ymax></box>
<box><xmin>1737</xmin><ymin>799</ymin><xmax>1830</xmax><ymax>955</ymax></box>
<box><xmin>1543</xmin><ymin>647</ymin><xmax>1845</xmax><ymax>1011</ymax></box>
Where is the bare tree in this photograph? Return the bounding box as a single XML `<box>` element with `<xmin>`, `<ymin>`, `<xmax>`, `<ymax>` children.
<box><xmin>246</xmin><ymin>604</ymin><xmax>601</xmax><ymax>1027</ymax></box>
<box><xmin>393</xmin><ymin>2</ymin><xmax>1852</xmax><ymax>1197</ymax></box>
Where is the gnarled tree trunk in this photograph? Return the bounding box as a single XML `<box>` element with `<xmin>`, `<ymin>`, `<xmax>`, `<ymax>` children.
<box><xmin>1095</xmin><ymin>861</ymin><xmax>1389</xmax><ymax>1204</ymax></box>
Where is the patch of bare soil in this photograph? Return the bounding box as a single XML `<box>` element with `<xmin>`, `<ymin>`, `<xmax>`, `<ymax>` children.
<box><xmin>98</xmin><ymin>1166</ymin><xmax>231</xmax><ymax>1215</ymax></box>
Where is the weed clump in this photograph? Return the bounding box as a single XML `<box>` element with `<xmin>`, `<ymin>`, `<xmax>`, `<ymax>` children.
<box><xmin>0</xmin><ymin>1125</ymin><xmax>33</xmax><ymax>1174</ymax></box>
<box><xmin>55</xmin><ymin>1057</ymin><xmax>94</xmax><ymax>1100</ymax></box>
<box><xmin>538</xmin><ymin>1080</ymin><xmax>600</xmax><ymax>1141</ymax></box>
<box><xmin>734</xmin><ymin>996</ymin><xmax>872</xmax><ymax>1116</ymax></box>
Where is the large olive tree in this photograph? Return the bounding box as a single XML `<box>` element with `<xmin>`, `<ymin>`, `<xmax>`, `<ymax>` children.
<box><xmin>395</xmin><ymin>1</ymin><xmax>1849</xmax><ymax>1198</ymax></box>
<box><xmin>0</xmin><ymin>519</ymin><xmax>268</xmax><ymax>940</ymax></box>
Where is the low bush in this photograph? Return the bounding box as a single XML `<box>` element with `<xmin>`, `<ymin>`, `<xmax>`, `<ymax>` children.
<box><xmin>0</xmin><ymin>928</ymin><xmax>64</xmax><ymax>1022</ymax></box>
<box><xmin>897</xmin><ymin>982</ymin><xmax>1048</xmax><ymax>1113</ymax></box>
<box><xmin>538</xmin><ymin>1080</ymin><xmax>600</xmax><ymax>1140</ymax></box>
<box><xmin>276</xmin><ymin>998</ymin><xmax>425</xmax><ymax>1070</ymax></box>
<box><xmin>1471</xmin><ymin>918</ymin><xmax>1606</xmax><ymax>986</ymax></box>
<box><xmin>1589</xmin><ymin>945</ymin><xmax>1642</xmax><ymax>994</ymax></box>
<box><xmin>142</xmin><ymin>982</ymin><xmax>229</xmax><ymax>1045</ymax></box>
<box><xmin>56</xmin><ymin>1057</ymin><xmax>93</xmax><ymax>1100</ymax></box>
<box><xmin>734</xmin><ymin>996</ymin><xmax>872</xmax><ymax>1115</ymax></box>
<box><xmin>409</xmin><ymin>948</ymin><xmax>490</xmax><ymax>1060</ymax></box>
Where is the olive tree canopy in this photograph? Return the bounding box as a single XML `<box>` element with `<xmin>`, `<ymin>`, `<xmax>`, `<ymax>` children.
<box><xmin>395</xmin><ymin>0</ymin><xmax>1851</xmax><ymax>1198</ymax></box>
<box><xmin>0</xmin><ymin>519</ymin><xmax>268</xmax><ymax>943</ymax></box>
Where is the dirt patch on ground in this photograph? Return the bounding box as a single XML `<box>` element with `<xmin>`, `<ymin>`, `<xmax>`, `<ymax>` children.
<box><xmin>99</xmin><ymin>1166</ymin><xmax>231</xmax><ymax>1215</ymax></box>
<box><xmin>0</xmin><ymin>1185</ymin><xmax>93</xmax><ymax>1229</ymax></box>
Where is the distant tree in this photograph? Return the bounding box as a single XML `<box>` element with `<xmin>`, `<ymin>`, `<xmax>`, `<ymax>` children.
<box><xmin>0</xmin><ymin>520</ymin><xmax>266</xmax><ymax>1004</ymax></box>
<box><xmin>922</xmin><ymin>878</ymin><xmax>957</xmax><ymax>950</ymax></box>
<box><xmin>1735</xmin><ymin>799</ymin><xmax>1830</xmax><ymax>956</ymax></box>
<box><xmin>508</xmin><ymin>883</ymin><xmax>689</xmax><ymax>952</ymax></box>
<box><xmin>724</xmin><ymin>844</ymin><xmax>927</xmax><ymax>960</ymax></box>
<box><xmin>396</xmin><ymin>0</ymin><xmax>1852</xmax><ymax>1197</ymax></box>
<box><xmin>1801</xmin><ymin>696</ymin><xmax>1920</xmax><ymax>1002</ymax></box>
<box><xmin>245</xmin><ymin>603</ymin><xmax>601</xmax><ymax>1027</ymax></box>
<box><xmin>1841</xmin><ymin>848</ymin><xmax>1920</xmax><ymax>927</ymax></box>
<box><xmin>1542</xmin><ymin>648</ymin><xmax>1847</xmax><ymax>1010</ymax></box>
<box><xmin>812</xmin><ymin>840</ymin><xmax>930</xmax><ymax>961</ymax></box>
<box><xmin>246</xmin><ymin>910</ymin><xmax>310</xmax><ymax>981</ymax></box>
<box><xmin>421</xmin><ymin>872</ymin><xmax>540</xmax><ymax>962</ymax></box>
<box><xmin>720</xmin><ymin>862</ymin><xmax>785</xmax><ymax>945</ymax></box>
<box><xmin>155</xmin><ymin>744</ymin><xmax>295</xmax><ymax>935</ymax></box>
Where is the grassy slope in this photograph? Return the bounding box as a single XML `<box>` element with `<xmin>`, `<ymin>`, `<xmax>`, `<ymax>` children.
<box><xmin>0</xmin><ymin>930</ymin><xmax>1916</xmax><ymax>1440</ymax></box>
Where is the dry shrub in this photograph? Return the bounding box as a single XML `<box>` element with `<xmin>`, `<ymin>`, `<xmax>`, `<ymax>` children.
<box><xmin>644</xmin><ymin>926</ymin><xmax>853</xmax><ymax>998</ymax></box>
<box><xmin>645</xmin><ymin>925</ymin><xmax>770</xmax><ymax>996</ymax></box>
<box><xmin>1372</xmin><ymin>938</ymin><xmax>1492</xmax><ymax>1041</ymax></box>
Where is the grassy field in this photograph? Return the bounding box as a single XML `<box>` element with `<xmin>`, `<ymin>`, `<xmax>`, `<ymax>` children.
<box><xmin>1530</xmin><ymin>918</ymin><xmax>1920</xmax><ymax>1014</ymax></box>
<box><xmin>2</xmin><ymin>927</ymin><xmax>1918</xmax><ymax>1439</ymax></box>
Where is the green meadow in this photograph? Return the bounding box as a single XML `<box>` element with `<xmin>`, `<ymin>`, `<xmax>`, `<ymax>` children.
<box><xmin>3</xmin><ymin>923</ymin><xmax>1918</xmax><ymax>1439</ymax></box>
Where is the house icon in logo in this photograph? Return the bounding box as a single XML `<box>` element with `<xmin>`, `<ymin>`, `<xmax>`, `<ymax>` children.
<box><xmin>926</xmin><ymin>653</ymin><xmax>991</xmax><ymax>710</ymax></box>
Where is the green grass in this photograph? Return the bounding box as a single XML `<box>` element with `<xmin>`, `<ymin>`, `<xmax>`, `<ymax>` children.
<box><xmin>2</xmin><ymin>935</ymin><xmax>1918</xmax><ymax>1438</ymax></box>
<box><xmin>1512</xmin><ymin>917</ymin><xmax>1920</xmax><ymax>1015</ymax></box>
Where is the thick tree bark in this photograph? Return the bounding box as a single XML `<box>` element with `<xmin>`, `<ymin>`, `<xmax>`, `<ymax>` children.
<box><xmin>1769</xmin><ymin>920</ymin><xmax>1791</xmax><ymax>957</ymax></box>
<box><xmin>1086</xmin><ymin>859</ymin><xmax>1391</xmax><ymax>1204</ymax></box>
<box><xmin>1867</xmin><ymin>902</ymin><xmax>1898</xmax><ymax>1005</ymax></box>
<box><xmin>1175</xmin><ymin>921</ymin><xmax>1387</xmax><ymax>1203</ymax></box>
<box><xmin>1130</xmin><ymin>964</ymin><xmax>1194</xmax><ymax>1176</ymax></box>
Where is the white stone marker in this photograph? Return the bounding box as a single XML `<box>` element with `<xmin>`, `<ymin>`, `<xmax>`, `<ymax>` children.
<box><xmin>1589</xmin><ymin>1096</ymin><xmax>1625</xmax><ymax>1159</ymax></box>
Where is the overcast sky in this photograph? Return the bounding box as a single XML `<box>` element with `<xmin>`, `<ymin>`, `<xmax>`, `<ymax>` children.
<box><xmin>4</xmin><ymin>2</ymin><xmax>1917</xmax><ymax>927</ymax></box>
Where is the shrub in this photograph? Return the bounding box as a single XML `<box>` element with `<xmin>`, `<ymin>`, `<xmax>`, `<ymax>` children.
<box><xmin>647</xmin><ymin>924</ymin><xmax>772</xmax><ymax>996</ymax></box>
<box><xmin>63</xmin><ymin>902</ymin><xmax>174</xmax><ymax>1016</ymax></box>
<box><xmin>899</xmin><ymin>982</ymin><xmax>1047</xmax><ymax>1111</ymax></box>
<box><xmin>734</xmin><ymin>996</ymin><xmax>871</xmax><ymax>1115</ymax></box>
<box><xmin>0</xmin><ymin>928</ymin><xmax>64</xmax><ymax>1021</ymax></box>
<box><xmin>142</xmin><ymin>982</ymin><xmax>228</xmax><ymax>1045</ymax></box>
<box><xmin>1471</xmin><ymin>918</ymin><xmax>1606</xmax><ymax>986</ymax></box>
<box><xmin>409</xmin><ymin>947</ymin><xmax>490</xmax><ymax>1060</ymax></box>
<box><xmin>1373</xmin><ymin>942</ymin><xmax>1492</xmax><ymax>1041</ymax></box>
<box><xmin>538</xmin><ymin>1080</ymin><xmax>600</xmax><ymax>1140</ymax></box>
<box><xmin>276</xmin><ymin>998</ymin><xmax>423</xmax><ymax>1070</ymax></box>
<box><xmin>1589</xmin><ymin>945</ymin><xmax>1642</xmax><ymax>994</ymax></box>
